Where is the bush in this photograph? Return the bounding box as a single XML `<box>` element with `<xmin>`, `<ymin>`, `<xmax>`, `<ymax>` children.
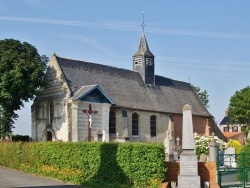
<box><xmin>11</xmin><ymin>134</ymin><xmax>31</xmax><ymax>142</ymax></box>
<box><xmin>236</xmin><ymin>142</ymin><xmax>250</xmax><ymax>181</ymax></box>
<box><xmin>194</xmin><ymin>133</ymin><xmax>227</xmax><ymax>158</ymax></box>
<box><xmin>227</xmin><ymin>139</ymin><xmax>242</xmax><ymax>154</ymax></box>
<box><xmin>0</xmin><ymin>142</ymin><xmax>166</xmax><ymax>188</ymax></box>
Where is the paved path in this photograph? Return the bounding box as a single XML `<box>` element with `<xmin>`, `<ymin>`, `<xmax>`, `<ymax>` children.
<box><xmin>0</xmin><ymin>167</ymin><xmax>83</xmax><ymax>188</ymax></box>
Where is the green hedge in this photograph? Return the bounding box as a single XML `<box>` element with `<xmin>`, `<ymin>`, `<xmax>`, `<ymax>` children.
<box><xmin>0</xmin><ymin>142</ymin><xmax>166</xmax><ymax>188</ymax></box>
<box><xmin>11</xmin><ymin>134</ymin><xmax>31</xmax><ymax>142</ymax></box>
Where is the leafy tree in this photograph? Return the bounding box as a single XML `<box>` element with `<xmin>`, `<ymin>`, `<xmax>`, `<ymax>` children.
<box><xmin>193</xmin><ymin>86</ymin><xmax>210</xmax><ymax>108</ymax></box>
<box><xmin>0</xmin><ymin>39</ymin><xmax>48</xmax><ymax>135</ymax></box>
<box><xmin>228</xmin><ymin>86</ymin><xmax>250</xmax><ymax>138</ymax></box>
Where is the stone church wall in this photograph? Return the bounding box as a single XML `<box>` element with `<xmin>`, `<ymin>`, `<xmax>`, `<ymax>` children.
<box><xmin>113</xmin><ymin>108</ymin><xmax>170</xmax><ymax>143</ymax></box>
<box><xmin>32</xmin><ymin>57</ymin><xmax>71</xmax><ymax>142</ymax></box>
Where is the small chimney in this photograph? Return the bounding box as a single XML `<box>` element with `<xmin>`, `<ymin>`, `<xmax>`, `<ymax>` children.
<box><xmin>225</xmin><ymin>109</ymin><xmax>228</xmax><ymax>116</ymax></box>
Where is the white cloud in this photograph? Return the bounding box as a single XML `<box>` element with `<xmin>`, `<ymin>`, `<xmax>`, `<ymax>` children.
<box><xmin>158</xmin><ymin>56</ymin><xmax>250</xmax><ymax>72</ymax></box>
<box><xmin>1</xmin><ymin>16</ymin><xmax>250</xmax><ymax>40</ymax></box>
<box><xmin>67</xmin><ymin>35</ymin><xmax>116</xmax><ymax>56</ymax></box>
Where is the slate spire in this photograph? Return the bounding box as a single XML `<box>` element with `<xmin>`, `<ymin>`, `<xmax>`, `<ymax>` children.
<box><xmin>133</xmin><ymin>33</ymin><xmax>155</xmax><ymax>85</ymax></box>
<box><xmin>133</xmin><ymin>34</ymin><xmax>154</xmax><ymax>57</ymax></box>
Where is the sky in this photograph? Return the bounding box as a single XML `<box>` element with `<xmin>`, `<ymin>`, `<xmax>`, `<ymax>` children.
<box><xmin>0</xmin><ymin>0</ymin><xmax>249</xmax><ymax>136</ymax></box>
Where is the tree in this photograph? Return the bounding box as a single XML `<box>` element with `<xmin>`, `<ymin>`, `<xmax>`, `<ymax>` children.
<box><xmin>0</xmin><ymin>39</ymin><xmax>48</xmax><ymax>135</ymax></box>
<box><xmin>193</xmin><ymin>86</ymin><xmax>210</xmax><ymax>108</ymax></box>
<box><xmin>228</xmin><ymin>86</ymin><xmax>250</xmax><ymax>138</ymax></box>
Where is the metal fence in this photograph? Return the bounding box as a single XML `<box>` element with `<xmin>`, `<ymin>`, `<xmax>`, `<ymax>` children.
<box><xmin>217</xmin><ymin>149</ymin><xmax>250</xmax><ymax>188</ymax></box>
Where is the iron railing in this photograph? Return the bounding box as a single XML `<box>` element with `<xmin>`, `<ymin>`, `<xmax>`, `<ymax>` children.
<box><xmin>217</xmin><ymin>147</ymin><xmax>250</xmax><ymax>188</ymax></box>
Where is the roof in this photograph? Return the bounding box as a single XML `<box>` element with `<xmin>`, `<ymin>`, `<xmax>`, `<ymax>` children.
<box><xmin>133</xmin><ymin>34</ymin><xmax>154</xmax><ymax>57</ymax></box>
<box><xmin>223</xmin><ymin>132</ymin><xmax>245</xmax><ymax>145</ymax></box>
<box><xmin>223</xmin><ymin>132</ymin><xmax>243</xmax><ymax>139</ymax></box>
<box><xmin>220</xmin><ymin>116</ymin><xmax>229</xmax><ymax>125</ymax></box>
<box><xmin>55</xmin><ymin>55</ymin><xmax>211</xmax><ymax>116</ymax></box>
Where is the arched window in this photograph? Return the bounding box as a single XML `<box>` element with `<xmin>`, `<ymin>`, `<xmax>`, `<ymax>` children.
<box><xmin>150</xmin><ymin>115</ymin><xmax>157</xmax><ymax>137</ymax></box>
<box><xmin>47</xmin><ymin>131</ymin><xmax>52</xmax><ymax>141</ymax></box>
<box><xmin>132</xmin><ymin>113</ymin><xmax>139</xmax><ymax>136</ymax></box>
<box><xmin>109</xmin><ymin>110</ymin><xmax>116</xmax><ymax>134</ymax></box>
<box><xmin>49</xmin><ymin>102</ymin><xmax>54</xmax><ymax>124</ymax></box>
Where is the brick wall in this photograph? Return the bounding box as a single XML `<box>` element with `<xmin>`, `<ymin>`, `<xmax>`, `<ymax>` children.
<box><xmin>165</xmin><ymin>162</ymin><xmax>218</xmax><ymax>187</ymax></box>
<box><xmin>173</xmin><ymin>114</ymin><xmax>216</xmax><ymax>146</ymax></box>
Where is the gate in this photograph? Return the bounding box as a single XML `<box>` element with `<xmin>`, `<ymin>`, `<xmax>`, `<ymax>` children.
<box><xmin>217</xmin><ymin>148</ymin><xmax>250</xmax><ymax>187</ymax></box>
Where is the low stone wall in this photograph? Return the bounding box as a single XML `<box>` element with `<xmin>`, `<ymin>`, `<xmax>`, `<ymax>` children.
<box><xmin>164</xmin><ymin>162</ymin><xmax>219</xmax><ymax>188</ymax></box>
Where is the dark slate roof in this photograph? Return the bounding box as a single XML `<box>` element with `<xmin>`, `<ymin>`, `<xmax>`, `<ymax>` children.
<box><xmin>133</xmin><ymin>34</ymin><xmax>154</xmax><ymax>57</ymax></box>
<box><xmin>219</xmin><ymin>116</ymin><xmax>229</xmax><ymax>125</ymax></box>
<box><xmin>56</xmin><ymin>55</ymin><xmax>211</xmax><ymax>116</ymax></box>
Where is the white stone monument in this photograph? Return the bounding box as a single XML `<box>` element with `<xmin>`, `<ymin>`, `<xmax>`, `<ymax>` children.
<box><xmin>178</xmin><ymin>104</ymin><xmax>200</xmax><ymax>188</ymax></box>
<box><xmin>163</xmin><ymin>116</ymin><xmax>175</xmax><ymax>161</ymax></box>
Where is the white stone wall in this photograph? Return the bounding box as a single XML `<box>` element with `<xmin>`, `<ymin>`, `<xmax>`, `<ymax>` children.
<box><xmin>31</xmin><ymin>55</ymin><xmax>71</xmax><ymax>142</ymax></box>
<box><xmin>70</xmin><ymin>101</ymin><xmax>111</xmax><ymax>142</ymax></box>
<box><xmin>113</xmin><ymin>108</ymin><xmax>170</xmax><ymax>143</ymax></box>
<box><xmin>55</xmin><ymin>101</ymin><xmax>70</xmax><ymax>141</ymax></box>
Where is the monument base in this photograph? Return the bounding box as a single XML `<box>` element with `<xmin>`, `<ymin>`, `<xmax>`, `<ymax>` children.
<box><xmin>179</xmin><ymin>150</ymin><xmax>198</xmax><ymax>175</ymax></box>
<box><xmin>178</xmin><ymin>175</ymin><xmax>200</xmax><ymax>188</ymax></box>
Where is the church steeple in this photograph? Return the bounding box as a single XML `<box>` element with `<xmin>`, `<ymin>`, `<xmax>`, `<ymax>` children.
<box><xmin>133</xmin><ymin>33</ymin><xmax>155</xmax><ymax>85</ymax></box>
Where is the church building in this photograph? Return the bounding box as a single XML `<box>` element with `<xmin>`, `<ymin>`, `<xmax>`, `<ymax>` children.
<box><xmin>31</xmin><ymin>33</ymin><xmax>222</xmax><ymax>143</ymax></box>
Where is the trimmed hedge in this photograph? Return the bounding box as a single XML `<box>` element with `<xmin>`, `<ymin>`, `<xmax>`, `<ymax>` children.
<box><xmin>11</xmin><ymin>134</ymin><xmax>31</xmax><ymax>142</ymax></box>
<box><xmin>0</xmin><ymin>142</ymin><xmax>166</xmax><ymax>188</ymax></box>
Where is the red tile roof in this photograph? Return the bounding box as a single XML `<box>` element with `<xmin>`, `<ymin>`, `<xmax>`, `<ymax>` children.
<box><xmin>223</xmin><ymin>132</ymin><xmax>242</xmax><ymax>138</ymax></box>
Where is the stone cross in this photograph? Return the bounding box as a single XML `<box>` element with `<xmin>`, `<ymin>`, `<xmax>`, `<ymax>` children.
<box><xmin>176</xmin><ymin>137</ymin><xmax>180</xmax><ymax>145</ymax></box>
<box><xmin>194</xmin><ymin>132</ymin><xmax>198</xmax><ymax>137</ymax></box>
<box><xmin>116</xmin><ymin>132</ymin><xmax>119</xmax><ymax>138</ymax></box>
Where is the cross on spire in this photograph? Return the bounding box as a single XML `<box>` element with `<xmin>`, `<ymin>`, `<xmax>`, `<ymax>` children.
<box><xmin>141</xmin><ymin>11</ymin><xmax>146</xmax><ymax>34</ymax></box>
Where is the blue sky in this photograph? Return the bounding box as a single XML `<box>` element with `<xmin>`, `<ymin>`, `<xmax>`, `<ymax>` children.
<box><xmin>1</xmin><ymin>0</ymin><xmax>249</xmax><ymax>136</ymax></box>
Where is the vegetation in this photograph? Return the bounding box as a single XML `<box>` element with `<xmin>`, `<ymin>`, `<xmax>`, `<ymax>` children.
<box><xmin>194</xmin><ymin>133</ymin><xmax>227</xmax><ymax>158</ymax></box>
<box><xmin>193</xmin><ymin>86</ymin><xmax>209</xmax><ymax>108</ymax></box>
<box><xmin>228</xmin><ymin>86</ymin><xmax>250</xmax><ymax>139</ymax></box>
<box><xmin>236</xmin><ymin>142</ymin><xmax>250</xmax><ymax>181</ymax></box>
<box><xmin>11</xmin><ymin>134</ymin><xmax>31</xmax><ymax>142</ymax></box>
<box><xmin>0</xmin><ymin>39</ymin><xmax>48</xmax><ymax>135</ymax></box>
<box><xmin>227</xmin><ymin>139</ymin><xmax>242</xmax><ymax>154</ymax></box>
<box><xmin>0</xmin><ymin>142</ymin><xmax>166</xmax><ymax>188</ymax></box>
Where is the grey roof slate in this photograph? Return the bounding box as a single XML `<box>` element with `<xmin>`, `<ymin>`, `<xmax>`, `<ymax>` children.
<box><xmin>133</xmin><ymin>34</ymin><xmax>154</xmax><ymax>57</ymax></box>
<box><xmin>219</xmin><ymin>116</ymin><xmax>229</xmax><ymax>125</ymax></box>
<box><xmin>56</xmin><ymin>55</ymin><xmax>211</xmax><ymax>117</ymax></box>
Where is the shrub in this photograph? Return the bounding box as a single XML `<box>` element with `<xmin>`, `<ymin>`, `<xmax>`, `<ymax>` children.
<box><xmin>0</xmin><ymin>142</ymin><xmax>165</xmax><ymax>188</ymax></box>
<box><xmin>227</xmin><ymin>139</ymin><xmax>242</xmax><ymax>154</ymax></box>
<box><xmin>11</xmin><ymin>134</ymin><xmax>31</xmax><ymax>142</ymax></box>
<box><xmin>194</xmin><ymin>133</ymin><xmax>227</xmax><ymax>158</ymax></box>
<box><xmin>236</xmin><ymin>142</ymin><xmax>250</xmax><ymax>181</ymax></box>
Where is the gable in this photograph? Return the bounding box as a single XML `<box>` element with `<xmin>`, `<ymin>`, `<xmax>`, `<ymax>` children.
<box><xmin>220</xmin><ymin>116</ymin><xmax>229</xmax><ymax>125</ymax></box>
<box><xmin>72</xmin><ymin>85</ymin><xmax>114</xmax><ymax>104</ymax></box>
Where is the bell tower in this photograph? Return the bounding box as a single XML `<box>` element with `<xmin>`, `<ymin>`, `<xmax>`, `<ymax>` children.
<box><xmin>133</xmin><ymin>14</ymin><xmax>155</xmax><ymax>85</ymax></box>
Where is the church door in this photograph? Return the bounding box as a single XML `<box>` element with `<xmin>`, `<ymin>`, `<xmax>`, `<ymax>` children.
<box><xmin>47</xmin><ymin>131</ymin><xmax>52</xmax><ymax>141</ymax></box>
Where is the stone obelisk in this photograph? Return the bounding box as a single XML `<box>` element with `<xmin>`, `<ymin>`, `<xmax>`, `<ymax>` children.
<box><xmin>178</xmin><ymin>104</ymin><xmax>200</xmax><ymax>188</ymax></box>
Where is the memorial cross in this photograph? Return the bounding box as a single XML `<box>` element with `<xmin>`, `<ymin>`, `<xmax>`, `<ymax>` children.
<box><xmin>82</xmin><ymin>104</ymin><xmax>98</xmax><ymax>142</ymax></box>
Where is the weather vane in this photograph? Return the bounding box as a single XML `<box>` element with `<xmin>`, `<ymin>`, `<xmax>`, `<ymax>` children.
<box><xmin>141</xmin><ymin>11</ymin><xmax>146</xmax><ymax>34</ymax></box>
